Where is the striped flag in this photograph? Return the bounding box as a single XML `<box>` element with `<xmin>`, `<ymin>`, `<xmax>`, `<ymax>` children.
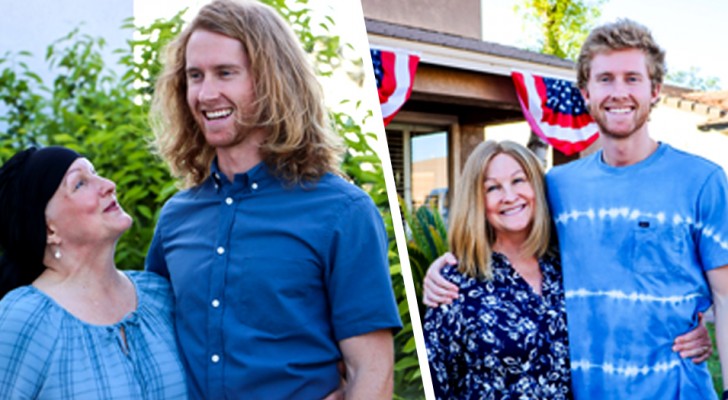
<box><xmin>371</xmin><ymin>47</ymin><xmax>420</xmax><ymax>126</ymax></box>
<box><xmin>512</xmin><ymin>70</ymin><xmax>599</xmax><ymax>155</ymax></box>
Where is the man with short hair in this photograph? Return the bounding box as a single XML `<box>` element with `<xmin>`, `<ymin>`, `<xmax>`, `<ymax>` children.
<box><xmin>546</xmin><ymin>19</ymin><xmax>728</xmax><ymax>399</ymax></box>
<box><xmin>146</xmin><ymin>1</ymin><xmax>401</xmax><ymax>398</ymax></box>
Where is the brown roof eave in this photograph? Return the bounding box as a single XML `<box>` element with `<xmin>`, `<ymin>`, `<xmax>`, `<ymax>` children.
<box><xmin>365</xmin><ymin>18</ymin><xmax>574</xmax><ymax>70</ymax></box>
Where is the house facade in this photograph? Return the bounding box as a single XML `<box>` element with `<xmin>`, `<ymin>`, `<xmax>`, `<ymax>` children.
<box><xmin>361</xmin><ymin>0</ymin><xmax>728</xmax><ymax>211</ymax></box>
<box><xmin>361</xmin><ymin>0</ymin><xmax>577</xmax><ymax>210</ymax></box>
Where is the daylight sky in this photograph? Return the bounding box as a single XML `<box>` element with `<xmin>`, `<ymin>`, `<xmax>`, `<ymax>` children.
<box><xmin>136</xmin><ymin>1</ymin><xmax>728</xmax><ymax>95</ymax></box>
<box><xmin>482</xmin><ymin>0</ymin><xmax>728</xmax><ymax>89</ymax></box>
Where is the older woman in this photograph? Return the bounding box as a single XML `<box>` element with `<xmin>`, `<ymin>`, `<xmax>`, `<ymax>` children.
<box><xmin>0</xmin><ymin>146</ymin><xmax>187</xmax><ymax>399</ymax></box>
<box><xmin>424</xmin><ymin>140</ymin><xmax>570</xmax><ymax>399</ymax></box>
<box><xmin>424</xmin><ymin>141</ymin><xmax>714</xmax><ymax>399</ymax></box>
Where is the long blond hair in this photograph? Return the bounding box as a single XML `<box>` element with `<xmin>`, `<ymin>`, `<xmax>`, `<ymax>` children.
<box><xmin>448</xmin><ymin>141</ymin><xmax>551</xmax><ymax>279</ymax></box>
<box><xmin>151</xmin><ymin>0</ymin><xmax>343</xmax><ymax>188</ymax></box>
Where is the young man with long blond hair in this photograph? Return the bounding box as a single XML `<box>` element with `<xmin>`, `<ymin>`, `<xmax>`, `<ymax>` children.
<box><xmin>146</xmin><ymin>1</ymin><xmax>401</xmax><ymax>398</ymax></box>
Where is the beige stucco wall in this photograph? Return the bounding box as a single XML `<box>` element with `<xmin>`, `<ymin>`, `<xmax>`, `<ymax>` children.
<box><xmin>360</xmin><ymin>0</ymin><xmax>482</xmax><ymax>39</ymax></box>
<box><xmin>412</xmin><ymin>157</ymin><xmax>448</xmax><ymax>206</ymax></box>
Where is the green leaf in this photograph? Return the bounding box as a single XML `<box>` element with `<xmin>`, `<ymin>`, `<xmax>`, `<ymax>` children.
<box><xmin>137</xmin><ymin>204</ymin><xmax>152</xmax><ymax>219</ymax></box>
<box><xmin>0</xmin><ymin>4</ymin><xmax>425</xmax><ymax>397</ymax></box>
<box><xmin>394</xmin><ymin>355</ymin><xmax>420</xmax><ymax>371</ymax></box>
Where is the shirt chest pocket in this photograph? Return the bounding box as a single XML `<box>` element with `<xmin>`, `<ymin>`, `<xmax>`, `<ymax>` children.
<box><xmin>631</xmin><ymin>223</ymin><xmax>689</xmax><ymax>275</ymax></box>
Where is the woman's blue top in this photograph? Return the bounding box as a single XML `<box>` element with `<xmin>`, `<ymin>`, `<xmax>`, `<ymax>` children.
<box><xmin>0</xmin><ymin>271</ymin><xmax>187</xmax><ymax>399</ymax></box>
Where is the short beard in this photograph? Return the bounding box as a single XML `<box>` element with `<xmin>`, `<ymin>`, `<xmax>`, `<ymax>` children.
<box><xmin>590</xmin><ymin>103</ymin><xmax>650</xmax><ymax>140</ymax></box>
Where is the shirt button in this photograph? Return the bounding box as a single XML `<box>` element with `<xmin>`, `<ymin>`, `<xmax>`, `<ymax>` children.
<box><xmin>211</xmin><ymin>354</ymin><xmax>220</xmax><ymax>363</ymax></box>
<box><xmin>225</xmin><ymin>197</ymin><xmax>233</xmax><ymax>205</ymax></box>
<box><xmin>217</xmin><ymin>246</ymin><xmax>225</xmax><ymax>255</ymax></box>
<box><xmin>211</xmin><ymin>299</ymin><xmax>220</xmax><ymax>308</ymax></box>
<box><xmin>251</xmin><ymin>182</ymin><xmax>258</xmax><ymax>190</ymax></box>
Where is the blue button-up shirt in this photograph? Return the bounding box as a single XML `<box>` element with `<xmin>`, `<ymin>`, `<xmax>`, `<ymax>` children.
<box><xmin>146</xmin><ymin>161</ymin><xmax>401</xmax><ymax>399</ymax></box>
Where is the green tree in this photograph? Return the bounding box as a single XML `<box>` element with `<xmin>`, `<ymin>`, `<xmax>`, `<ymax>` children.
<box><xmin>0</xmin><ymin>19</ymin><xmax>184</xmax><ymax>267</ymax></box>
<box><xmin>514</xmin><ymin>0</ymin><xmax>605</xmax><ymax>159</ymax></box>
<box><xmin>0</xmin><ymin>1</ymin><xmax>422</xmax><ymax>397</ymax></box>
<box><xmin>667</xmin><ymin>66</ymin><xmax>722</xmax><ymax>91</ymax></box>
<box><xmin>515</xmin><ymin>1</ymin><xmax>723</xmax><ymax>93</ymax></box>
<box><xmin>515</xmin><ymin>0</ymin><xmax>604</xmax><ymax>60</ymax></box>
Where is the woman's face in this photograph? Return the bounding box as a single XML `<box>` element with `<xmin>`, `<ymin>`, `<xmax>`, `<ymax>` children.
<box><xmin>483</xmin><ymin>153</ymin><xmax>535</xmax><ymax>240</ymax></box>
<box><xmin>45</xmin><ymin>158</ymin><xmax>132</xmax><ymax>248</ymax></box>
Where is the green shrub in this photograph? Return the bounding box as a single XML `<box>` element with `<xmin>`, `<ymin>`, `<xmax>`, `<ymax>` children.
<box><xmin>0</xmin><ymin>18</ymin><xmax>183</xmax><ymax>268</ymax></box>
<box><xmin>708</xmin><ymin>322</ymin><xmax>724</xmax><ymax>394</ymax></box>
<box><xmin>401</xmin><ymin>202</ymin><xmax>448</xmax><ymax>321</ymax></box>
<box><xmin>0</xmin><ymin>1</ymin><xmax>423</xmax><ymax>397</ymax></box>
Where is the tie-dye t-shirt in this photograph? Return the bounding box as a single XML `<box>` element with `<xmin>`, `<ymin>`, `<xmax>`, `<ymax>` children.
<box><xmin>546</xmin><ymin>143</ymin><xmax>728</xmax><ymax>400</ymax></box>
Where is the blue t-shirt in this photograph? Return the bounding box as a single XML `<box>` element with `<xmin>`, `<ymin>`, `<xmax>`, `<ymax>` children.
<box><xmin>0</xmin><ymin>271</ymin><xmax>188</xmax><ymax>399</ymax></box>
<box><xmin>146</xmin><ymin>161</ymin><xmax>402</xmax><ymax>399</ymax></box>
<box><xmin>546</xmin><ymin>143</ymin><xmax>728</xmax><ymax>399</ymax></box>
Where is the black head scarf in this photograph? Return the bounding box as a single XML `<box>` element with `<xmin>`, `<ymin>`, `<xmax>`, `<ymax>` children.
<box><xmin>0</xmin><ymin>146</ymin><xmax>81</xmax><ymax>298</ymax></box>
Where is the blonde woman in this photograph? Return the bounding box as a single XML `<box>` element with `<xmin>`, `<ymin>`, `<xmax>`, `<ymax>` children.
<box><xmin>424</xmin><ymin>140</ymin><xmax>570</xmax><ymax>399</ymax></box>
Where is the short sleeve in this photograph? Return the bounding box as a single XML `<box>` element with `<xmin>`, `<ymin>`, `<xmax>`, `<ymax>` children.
<box><xmin>325</xmin><ymin>194</ymin><xmax>401</xmax><ymax>341</ymax></box>
<box><xmin>0</xmin><ymin>289</ymin><xmax>56</xmax><ymax>398</ymax></box>
<box><xmin>696</xmin><ymin>167</ymin><xmax>728</xmax><ymax>271</ymax></box>
<box><xmin>131</xmin><ymin>271</ymin><xmax>175</xmax><ymax>320</ymax></box>
<box><xmin>145</xmin><ymin>220</ymin><xmax>170</xmax><ymax>279</ymax></box>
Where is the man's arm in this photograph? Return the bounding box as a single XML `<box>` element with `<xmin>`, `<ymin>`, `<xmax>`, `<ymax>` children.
<box><xmin>422</xmin><ymin>252</ymin><xmax>459</xmax><ymax>307</ymax></box>
<box><xmin>339</xmin><ymin>329</ymin><xmax>394</xmax><ymax>399</ymax></box>
<box><xmin>707</xmin><ymin>265</ymin><xmax>728</xmax><ymax>396</ymax></box>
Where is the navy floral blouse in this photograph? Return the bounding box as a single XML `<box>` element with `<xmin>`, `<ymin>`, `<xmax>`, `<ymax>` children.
<box><xmin>424</xmin><ymin>252</ymin><xmax>571</xmax><ymax>400</ymax></box>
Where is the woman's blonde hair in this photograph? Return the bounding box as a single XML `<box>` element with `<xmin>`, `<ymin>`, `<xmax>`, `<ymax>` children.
<box><xmin>151</xmin><ymin>0</ymin><xmax>343</xmax><ymax>188</ymax></box>
<box><xmin>448</xmin><ymin>140</ymin><xmax>551</xmax><ymax>279</ymax></box>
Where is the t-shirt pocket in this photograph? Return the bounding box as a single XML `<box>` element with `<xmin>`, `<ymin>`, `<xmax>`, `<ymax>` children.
<box><xmin>631</xmin><ymin>222</ymin><xmax>688</xmax><ymax>275</ymax></box>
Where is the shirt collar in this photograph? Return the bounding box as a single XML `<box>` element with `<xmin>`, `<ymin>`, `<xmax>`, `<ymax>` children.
<box><xmin>208</xmin><ymin>158</ymin><xmax>277</xmax><ymax>193</ymax></box>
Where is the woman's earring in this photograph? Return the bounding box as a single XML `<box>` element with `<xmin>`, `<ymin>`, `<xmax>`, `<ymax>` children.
<box><xmin>54</xmin><ymin>248</ymin><xmax>62</xmax><ymax>260</ymax></box>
